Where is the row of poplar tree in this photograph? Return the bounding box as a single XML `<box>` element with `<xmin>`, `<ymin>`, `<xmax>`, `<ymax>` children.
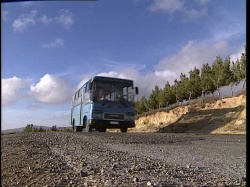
<box><xmin>134</xmin><ymin>46</ymin><xmax>246</xmax><ymax>115</ymax></box>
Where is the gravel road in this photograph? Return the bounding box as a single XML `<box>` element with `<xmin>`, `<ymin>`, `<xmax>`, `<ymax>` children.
<box><xmin>1</xmin><ymin>132</ymin><xmax>246</xmax><ymax>187</ymax></box>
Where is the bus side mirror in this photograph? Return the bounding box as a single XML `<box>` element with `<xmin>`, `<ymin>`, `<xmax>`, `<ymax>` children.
<box><xmin>135</xmin><ymin>87</ymin><xmax>139</xmax><ymax>95</ymax></box>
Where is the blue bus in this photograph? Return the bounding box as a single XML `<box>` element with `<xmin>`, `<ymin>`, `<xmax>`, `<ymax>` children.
<box><xmin>71</xmin><ymin>76</ymin><xmax>138</xmax><ymax>132</ymax></box>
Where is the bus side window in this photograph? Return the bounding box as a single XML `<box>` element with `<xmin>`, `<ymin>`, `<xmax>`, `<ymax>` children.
<box><xmin>73</xmin><ymin>93</ymin><xmax>77</xmax><ymax>106</ymax></box>
<box><xmin>111</xmin><ymin>92</ymin><xmax>115</xmax><ymax>101</ymax></box>
<box><xmin>128</xmin><ymin>86</ymin><xmax>133</xmax><ymax>101</ymax></box>
<box><xmin>79</xmin><ymin>89</ymin><xmax>82</xmax><ymax>97</ymax></box>
<box><xmin>85</xmin><ymin>82</ymin><xmax>91</xmax><ymax>91</ymax></box>
<box><xmin>82</xmin><ymin>88</ymin><xmax>85</xmax><ymax>101</ymax></box>
<box><xmin>123</xmin><ymin>87</ymin><xmax>127</xmax><ymax>100</ymax></box>
<box><xmin>89</xmin><ymin>82</ymin><xmax>95</xmax><ymax>90</ymax></box>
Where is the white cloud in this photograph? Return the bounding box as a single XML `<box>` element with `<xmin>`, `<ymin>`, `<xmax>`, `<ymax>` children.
<box><xmin>182</xmin><ymin>8</ymin><xmax>207</xmax><ymax>21</ymax></box>
<box><xmin>76</xmin><ymin>77</ymin><xmax>90</xmax><ymax>91</ymax></box>
<box><xmin>20</xmin><ymin>1</ymin><xmax>34</xmax><ymax>7</ymax></box>
<box><xmin>1</xmin><ymin>10</ymin><xmax>9</xmax><ymax>21</ymax></box>
<box><xmin>38</xmin><ymin>15</ymin><xmax>53</xmax><ymax>25</ymax></box>
<box><xmin>2</xmin><ymin>76</ymin><xmax>31</xmax><ymax>106</ymax></box>
<box><xmin>209</xmin><ymin>18</ymin><xmax>246</xmax><ymax>42</ymax></box>
<box><xmin>149</xmin><ymin>0</ymin><xmax>207</xmax><ymax>21</ymax></box>
<box><xmin>230</xmin><ymin>46</ymin><xmax>244</xmax><ymax>62</ymax></box>
<box><xmin>97</xmin><ymin>71</ymin><xmax>128</xmax><ymax>79</ymax></box>
<box><xmin>76</xmin><ymin>40</ymin><xmax>244</xmax><ymax>99</ymax></box>
<box><xmin>155</xmin><ymin>40</ymin><xmax>229</xmax><ymax>83</ymax></box>
<box><xmin>56</xmin><ymin>9</ymin><xmax>74</xmax><ymax>28</ymax></box>
<box><xmin>77</xmin><ymin>68</ymin><xmax>170</xmax><ymax>99</ymax></box>
<box><xmin>194</xmin><ymin>0</ymin><xmax>210</xmax><ymax>6</ymax></box>
<box><xmin>100</xmin><ymin>58</ymin><xmax>146</xmax><ymax>71</ymax></box>
<box><xmin>41</xmin><ymin>38</ymin><xmax>65</xmax><ymax>48</ymax></box>
<box><xmin>76</xmin><ymin>70</ymin><xmax>139</xmax><ymax>91</ymax></box>
<box><xmin>12</xmin><ymin>10</ymin><xmax>37</xmax><ymax>32</ymax></box>
<box><xmin>149</xmin><ymin>0</ymin><xmax>184</xmax><ymax>13</ymax></box>
<box><xmin>30</xmin><ymin>74</ymin><xmax>73</xmax><ymax>104</ymax></box>
<box><xmin>12</xmin><ymin>9</ymin><xmax>75</xmax><ymax>32</ymax></box>
<box><xmin>154</xmin><ymin>70</ymin><xmax>176</xmax><ymax>78</ymax></box>
<box><xmin>45</xmin><ymin>111</ymin><xmax>70</xmax><ymax>120</ymax></box>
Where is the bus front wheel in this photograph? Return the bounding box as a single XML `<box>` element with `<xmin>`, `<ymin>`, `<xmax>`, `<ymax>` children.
<box><xmin>120</xmin><ymin>127</ymin><xmax>127</xmax><ymax>133</ymax></box>
<box><xmin>98</xmin><ymin>128</ymin><xmax>106</xmax><ymax>132</ymax></box>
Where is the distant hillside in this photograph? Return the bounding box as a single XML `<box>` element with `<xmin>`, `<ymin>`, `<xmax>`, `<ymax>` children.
<box><xmin>1</xmin><ymin>126</ymin><xmax>51</xmax><ymax>134</ymax></box>
<box><xmin>1</xmin><ymin>126</ymin><xmax>73</xmax><ymax>134</ymax></box>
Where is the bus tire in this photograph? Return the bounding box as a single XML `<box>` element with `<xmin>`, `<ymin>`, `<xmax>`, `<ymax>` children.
<box><xmin>98</xmin><ymin>128</ymin><xmax>106</xmax><ymax>132</ymax></box>
<box><xmin>72</xmin><ymin>119</ymin><xmax>75</xmax><ymax>130</ymax></box>
<box><xmin>85</xmin><ymin>124</ymin><xmax>92</xmax><ymax>132</ymax></box>
<box><xmin>74</xmin><ymin>126</ymin><xmax>81</xmax><ymax>132</ymax></box>
<box><xmin>83</xmin><ymin>117</ymin><xmax>92</xmax><ymax>132</ymax></box>
<box><xmin>120</xmin><ymin>127</ymin><xmax>127</xmax><ymax>133</ymax></box>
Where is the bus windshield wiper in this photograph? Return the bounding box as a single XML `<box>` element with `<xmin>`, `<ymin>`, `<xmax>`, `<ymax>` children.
<box><xmin>101</xmin><ymin>99</ymin><xmax>108</xmax><ymax>106</ymax></box>
<box><xmin>118</xmin><ymin>98</ymin><xmax>127</xmax><ymax>107</ymax></box>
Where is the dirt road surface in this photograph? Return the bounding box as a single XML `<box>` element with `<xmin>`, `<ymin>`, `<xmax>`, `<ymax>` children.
<box><xmin>1</xmin><ymin>132</ymin><xmax>246</xmax><ymax>187</ymax></box>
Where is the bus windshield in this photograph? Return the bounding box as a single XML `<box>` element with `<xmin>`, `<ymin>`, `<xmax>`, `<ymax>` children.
<box><xmin>92</xmin><ymin>80</ymin><xmax>135</xmax><ymax>103</ymax></box>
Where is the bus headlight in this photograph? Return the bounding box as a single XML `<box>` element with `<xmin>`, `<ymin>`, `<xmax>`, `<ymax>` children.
<box><xmin>92</xmin><ymin>110</ymin><xmax>103</xmax><ymax>119</ymax></box>
<box><xmin>125</xmin><ymin>112</ymin><xmax>134</xmax><ymax>120</ymax></box>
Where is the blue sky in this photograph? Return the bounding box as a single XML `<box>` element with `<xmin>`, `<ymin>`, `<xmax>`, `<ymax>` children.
<box><xmin>1</xmin><ymin>0</ymin><xmax>246</xmax><ymax>130</ymax></box>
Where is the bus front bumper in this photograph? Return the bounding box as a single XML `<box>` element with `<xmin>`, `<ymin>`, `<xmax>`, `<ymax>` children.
<box><xmin>88</xmin><ymin>119</ymin><xmax>135</xmax><ymax>129</ymax></box>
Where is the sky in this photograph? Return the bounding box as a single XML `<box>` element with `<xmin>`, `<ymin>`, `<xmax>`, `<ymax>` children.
<box><xmin>1</xmin><ymin>0</ymin><xmax>246</xmax><ymax>130</ymax></box>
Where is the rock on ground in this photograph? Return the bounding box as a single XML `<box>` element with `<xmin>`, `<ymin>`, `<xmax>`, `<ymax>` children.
<box><xmin>1</xmin><ymin>132</ymin><xmax>246</xmax><ymax>187</ymax></box>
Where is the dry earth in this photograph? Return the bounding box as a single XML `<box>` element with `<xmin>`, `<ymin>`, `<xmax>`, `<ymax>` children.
<box><xmin>129</xmin><ymin>94</ymin><xmax>246</xmax><ymax>134</ymax></box>
<box><xmin>1</xmin><ymin>132</ymin><xmax>246</xmax><ymax>187</ymax></box>
<box><xmin>1</xmin><ymin>94</ymin><xmax>246</xmax><ymax>187</ymax></box>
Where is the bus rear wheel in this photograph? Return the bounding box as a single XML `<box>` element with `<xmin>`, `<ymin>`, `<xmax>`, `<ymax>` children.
<box><xmin>120</xmin><ymin>127</ymin><xmax>127</xmax><ymax>133</ymax></box>
<box><xmin>74</xmin><ymin>126</ymin><xmax>82</xmax><ymax>132</ymax></box>
<box><xmin>83</xmin><ymin>117</ymin><xmax>92</xmax><ymax>132</ymax></box>
<box><xmin>85</xmin><ymin>124</ymin><xmax>92</xmax><ymax>132</ymax></box>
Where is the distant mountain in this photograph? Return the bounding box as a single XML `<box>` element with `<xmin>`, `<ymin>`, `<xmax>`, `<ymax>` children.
<box><xmin>1</xmin><ymin>125</ymin><xmax>72</xmax><ymax>134</ymax></box>
<box><xmin>1</xmin><ymin>125</ymin><xmax>51</xmax><ymax>134</ymax></box>
<box><xmin>1</xmin><ymin>127</ymin><xmax>24</xmax><ymax>134</ymax></box>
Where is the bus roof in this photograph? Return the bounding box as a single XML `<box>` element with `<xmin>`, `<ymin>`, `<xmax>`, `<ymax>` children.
<box><xmin>90</xmin><ymin>76</ymin><xmax>133</xmax><ymax>84</ymax></box>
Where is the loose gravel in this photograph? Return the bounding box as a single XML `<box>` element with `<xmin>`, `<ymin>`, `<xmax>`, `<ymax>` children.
<box><xmin>1</xmin><ymin>132</ymin><xmax>246</xmax><ymax>187</ymax></box>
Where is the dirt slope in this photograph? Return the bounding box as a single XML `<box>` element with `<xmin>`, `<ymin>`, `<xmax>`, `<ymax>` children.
<box><xmin>130</xmin><ymin>94</ymin><xmax>246</xmax><ymax>134</ymax></box>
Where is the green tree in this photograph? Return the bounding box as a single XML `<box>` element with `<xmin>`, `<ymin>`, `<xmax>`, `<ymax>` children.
<box><xmin>134</xmin><ymin>98</ymin><xmax>147</xmax><ymax>114</ymax></box>
<box><xmin>224</xmin><ymin>57</ymin><xmax>239</xmax><ymax>96</ymax></box>
<box><xmin>50</xmin><ymin>125</ymin><xmax>57</xmax><ymax>131</ymax></box>
<box><xmin>200</xmin><ymin>63</ymin><xmax>216</xmax><ymax>97</ymax></box>
<box><xmin>158</xmin><ymin>88</ymin><xmax>165</xmax><ymax>108</ymax></box>
<box><xmin>231</xmin><ymin>59</ymin><xmax>242</xmax><ymax>95</ymax></box>
<box><xmin>134</xmin><ymin>96</ymin><xmax>151</xmax><ymax>114</ymax></box>
<box><xmin>178</xmin><ymin>73</ymin><xmax>190</xmax><ymax>101</ymax></box>
<box><xmin>188</xmin><ymin>67</ymin><xmax>202</xmax><ymax>100</ymax></box>
<box><xmin>162</xmin><ymin>81</ymin><xmax>176</xmax><ymax>106</ymax></box>
<box><xmin>33</xmin><ymin>126</ymin><xmax>46</xmax><ymax>132</ymax></box>
<box><xmin>134</xmin><ymin>99</ymin><xmax>141</xmax><ymax>115</ymax></box>
<box><xmin>23</xmin><ymin>124</ymin><xmax>33</xmax><ymax>132</ymax></box>
<box><xmin>158</xmin><ymin>81</ymin><xmax>175</xmax><ymax>107</ymax></box>
<box><xmin>239</xmin><ymin>46</ymin><xmax>246</xmax><ymax>88</ymax></box>
<box><xmin>141</xmin><ymin>96</ymin><xmax>151</xmax><ymax>112</ymax></box>
<box><xmin>210</xmin><ymin>56</ymin><xmax>226</xmax><ymax>97</ymax></box>
<box><xmin>148</xmin><ymin>85</ymin><xmax>161</xmax><ymax>110</ymax></box>
<box><xmin>173</xmin><ymin>79</ymin><xmax>181</xmax><ymax>103</ymax></box>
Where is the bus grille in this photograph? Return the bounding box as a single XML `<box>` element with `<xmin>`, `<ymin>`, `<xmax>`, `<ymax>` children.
<box><xmin>104</xmin><ymin>113</ymin><xmax>124</xmax><ymax>120</ymax></box>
